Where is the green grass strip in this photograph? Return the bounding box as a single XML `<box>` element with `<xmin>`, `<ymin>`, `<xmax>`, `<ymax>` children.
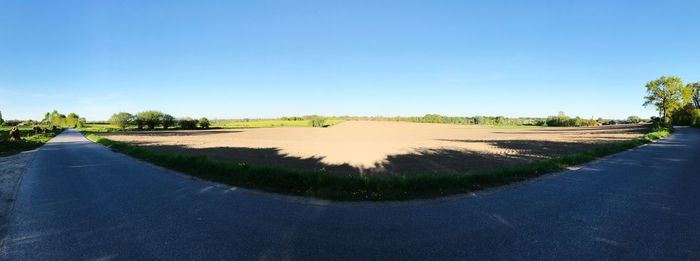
<box><xmin>0</xmin><ymin>129</ymin><xmax>63</xmax><ymax>157</ymax></box>
<box><xmin>83</xmin><ymin>128</ymin><xmax>670</xmax><ymax>201</ymax></box>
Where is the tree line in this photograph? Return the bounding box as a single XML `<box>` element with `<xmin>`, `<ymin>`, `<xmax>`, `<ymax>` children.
<box><xmin>109</xmin><ymin>111</ymin><xmax>210</xmax><ymax>130</ymax></box>
<box><xmin>0</xmin><ymin>110</ymin><xmax>86</xmax><ymax>128</ymax></box>
<box><xmin>279</xmin><ymin>114</ymin><xmax>633</xmax><ymax>127</ymax></box>
<box><xmin>643</xmin><ymin>76</ymin><xmax>700</xmax><ymax>126</ymax></box>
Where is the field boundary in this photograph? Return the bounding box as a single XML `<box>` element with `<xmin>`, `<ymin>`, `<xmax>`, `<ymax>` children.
<box><xmin>82</xmin><ymin>128</ymin><xmax>670</xmax><ymax>201</ymax></box>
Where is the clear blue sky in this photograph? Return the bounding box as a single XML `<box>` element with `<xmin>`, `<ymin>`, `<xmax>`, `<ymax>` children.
<box><xmin>1</xmin><ymin>0</ymin><xmax>699</xmax><ymax>121</ymax></box>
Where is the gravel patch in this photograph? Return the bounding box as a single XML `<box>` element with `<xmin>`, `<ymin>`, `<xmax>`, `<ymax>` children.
<box><xmin>0</xmin><ymin>150</ymin><xmax>37</xmax><ymax>237</ymax></box>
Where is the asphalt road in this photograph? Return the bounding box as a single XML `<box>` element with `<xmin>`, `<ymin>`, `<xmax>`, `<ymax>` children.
<box><xmin>2</xmin><ymin>128</ymin><xmax>700</xmax><ymax>260</ymax></box>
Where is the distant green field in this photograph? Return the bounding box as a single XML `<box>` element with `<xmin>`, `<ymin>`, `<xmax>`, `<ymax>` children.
<box><xmin>0</xmin><ymin>126</ymin><xmax>62</xmax><ymax>156</ymax></box>
<box><xmin>80</xmin><ymin>123</ymin><xmax>125</xmax><ymax>133</ymax></box>
<box><xmin>214</xmin><ymin>119</ymin><xmax>345</xmax><ymax>128</ymax></box>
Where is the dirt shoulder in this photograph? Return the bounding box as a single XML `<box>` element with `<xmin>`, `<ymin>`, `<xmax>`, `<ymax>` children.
<box><xmin>0</xmin><ymin>150</ymin><xmax>37</xmax><ymax>236</ymax></box>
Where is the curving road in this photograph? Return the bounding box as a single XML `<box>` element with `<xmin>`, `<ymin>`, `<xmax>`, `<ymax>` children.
<box><xmin>2</xmin><ymin>128</ymin><xmax>700</xmax><ymax>260</ymax></box>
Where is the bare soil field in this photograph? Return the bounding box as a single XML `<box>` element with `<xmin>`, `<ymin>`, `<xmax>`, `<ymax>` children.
<box><xmin>101</xmin><ymin>121</ymin><xmax>649</xmax><ymax>176</ymax></box>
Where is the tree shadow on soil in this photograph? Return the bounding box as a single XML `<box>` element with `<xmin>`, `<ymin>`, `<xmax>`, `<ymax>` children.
<box><xmin>491</xmin><ymin>125</ymin><xmax>649</xmax><ymax>135</ymax></box>
<box><xmin>129</xmin><ymin>138</ymin><xmax>624</xmax><ymax>177</ymax></box>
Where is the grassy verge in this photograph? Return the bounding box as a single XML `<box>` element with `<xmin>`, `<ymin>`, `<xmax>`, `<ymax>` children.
<box><xmin>83</xmin><ymin>128</ymin><xmax>670</xmax><ymax>201</ymax></box>
<box><xmin>0</xmin><ymin>128</ymin><xmax>63</xmax><ymax>157</ymax></box>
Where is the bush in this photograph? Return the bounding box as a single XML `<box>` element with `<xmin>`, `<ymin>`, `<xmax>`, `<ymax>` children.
<box><xmin>9</xmin><ymin>127</ymin><xmax>21</xmax><ymax>141</ymax></box>
<box><xmin>136</xmin><ymin>111</ymin><xmax>164</xmax><ymax>130</ymax></box>
<box><xmin>179</xmin><ymin>117</ymin><xmax>199</xmax><ymax>130</ymax></box>
<box><xmin>199</xmin><ymin>117</ymin><xmax>210</xmax><ymax>129</ymax></box>
<box><xmin>546</xmin><ymin>112</ymin><xmax>570</xmax><ymax>127</ymax></box>
<box><xmin>310</xmin><ymin>116</ymin><xmax>326</xmax><ymax>127</ymax></box>
<box><xmin>109</xmin><ymin>112</ymin><xmax>135</xmax><ymax>129</ymax></box>
<box><xmin>546</xmin><ymin>112</ymin><xmax>598</xmax><ymax>127</ymax></box>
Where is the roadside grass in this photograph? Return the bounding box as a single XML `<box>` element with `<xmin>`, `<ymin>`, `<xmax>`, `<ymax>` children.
<box><xmin>83</xmin><ymin>127</ymin><xmax>670</xmax><ymax>201</ymax></box>
<box><xmin>80</xmin><ymin>123</ymin><xmax>126</xmax><ymax>132</ymax></box>
<box><xmin>0</xmin><ymin>127</ymin><xmax>63</xmax><ymax>157</ymax></box>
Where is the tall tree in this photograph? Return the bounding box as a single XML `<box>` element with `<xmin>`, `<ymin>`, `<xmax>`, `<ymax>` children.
<box><xmin>689</xmin><ymin>82</ymin><xmax>700</xmax><ymax>108</ymax></box>
<box><xmin>162</xmin><ymin>114</ymin><xmax>175</xmax><ymax>129</ymax></box>
<box><xmin>42</xmin><ymin>112</ymin><xmax>50</xmax><ymax>123</ymax></box>
<box><xmin>0</xmin><ymin>110</ymin><xmax>4</xmax><ymax>126</ymax></box>
<box><xmin>643</xmin><ymin>76</ymin><xmax>685</xmax><ymax>124</ymax></box>
<box><xmin>109</xmin><ymin>112</ymin><xmax>135</xmax><ymax>129</ymax></box>
<box><xmin>136</xmin><ymin>111</ymin><xmax>164</xmax><ymax>130</ymax></box>
<box><xmin>198</xmin><ymin>117</ymin><xmax>210</xmax><ymax>129</ymax></box>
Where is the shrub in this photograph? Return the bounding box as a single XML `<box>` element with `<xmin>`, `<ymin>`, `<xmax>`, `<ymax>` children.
<box><xmin>136</xmin><ymin>111</ymin><xmax>164</xmax><ymax>130</ymax></box>
<box><xmin>109</xmin><ymin>112</ymin><xmax>135</xmax><ymax>129</ymax></box>
<box><xmin>179</xmin><ymin>117</ymin><xmax>199</xmax><ymax>130</ymax></box>
<box><xmin>546</xmin><ymin>112</ymin><xmax>598</xmax><ymax>127</ymax></box>
<box><xmin>9</xmin><ymin>127</ymin><xmax>21</xmax><ymax>141</ymax></box>
<box><xmin>546</xmin><ymin>112</ymin><xmax>570</xmax><ymax>127</ymax></box>
<box><xmin>162</xmin><ymin>114</ymin><xmax>175</xmax><ymax>129</ymax></box>
<box><xmin>199</xmin><ymin>117</ymin><xmax>210</xmax><ymax>129</ymax></box>
<box><xmin>310</xmin><ymin>116</ymin><xmax>326</xmax><ymax>127</ymax></box>
<box><xmin>627</xmin><ymin>116</ymin><xmax>641</xmax><ymax>124</ymax></box>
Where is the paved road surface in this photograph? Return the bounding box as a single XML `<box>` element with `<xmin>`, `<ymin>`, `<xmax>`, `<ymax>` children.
<box><xmin>2</xmin><ymin>128</ymin><xmax>700</xmax><ymax>260</ymax></box>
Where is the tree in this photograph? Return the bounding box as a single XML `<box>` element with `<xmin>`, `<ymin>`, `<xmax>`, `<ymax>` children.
<box><xmin>672</xmin><ymin>103</ymin><xmax>696</xmax><ymax>125</ymax></box>
<box><xmin>66</xmin><ymin>113</ymin><xmax>81</xmax><ymax>127</ymax></box>
<box><xmin>627</xmin><ymin>116</ymin><xmax>641</xmax><ymax>124</ymax></box>
<box><xmin>0</xmin><ymin>110</ymin><xmax>3</xmax><ymax>126</ymax></box>
<box><xmin>178</xmin><ymin>117</ymin><xmax>198</xmax><ymax>130</ymax></box>
<box><xmin>42</xmin><ymin>112</ymin><xmax>50</xmax><ymax>124</ymax></box>
<box><xmin>162</xmin><ymin>114</ymin><xmax>175</xmax><ymax>129</ymax></box>
<box><xmin>643</xmin><ymin>76</ymin><xmax>685</xmax><ymax>124</ymax></box>
<box><xmin>49</xmin><ymin>110</ymin><xmax>66</xmax><ymax>127</ymax></box>
<box><xmin>199</xmin><ymin>117</ymin><xmax>210</xmax><ymax>129</ymax></box>
<box><xmin>692</xmin><ymin>109</ymin><xmax>700</xmax><ymax>127</ymax></box>
<box><xmin>135</xmin><ymin>118</ymin><xmax>145</xmax><ymax>130</ymax></box>
<box><xmin>136</xmin><ymin>111</ymin><xmax>164</xmax><ymax>130</ymax></box>
<box><xmin>689</xmin><ymin>82</ymin><xmax>700</xmax><ymax>108</ymax></box>
<box><xmin>109</xmin><ymin>112</ymin><xmax>135</xmax><ymax>129</ymax></box>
